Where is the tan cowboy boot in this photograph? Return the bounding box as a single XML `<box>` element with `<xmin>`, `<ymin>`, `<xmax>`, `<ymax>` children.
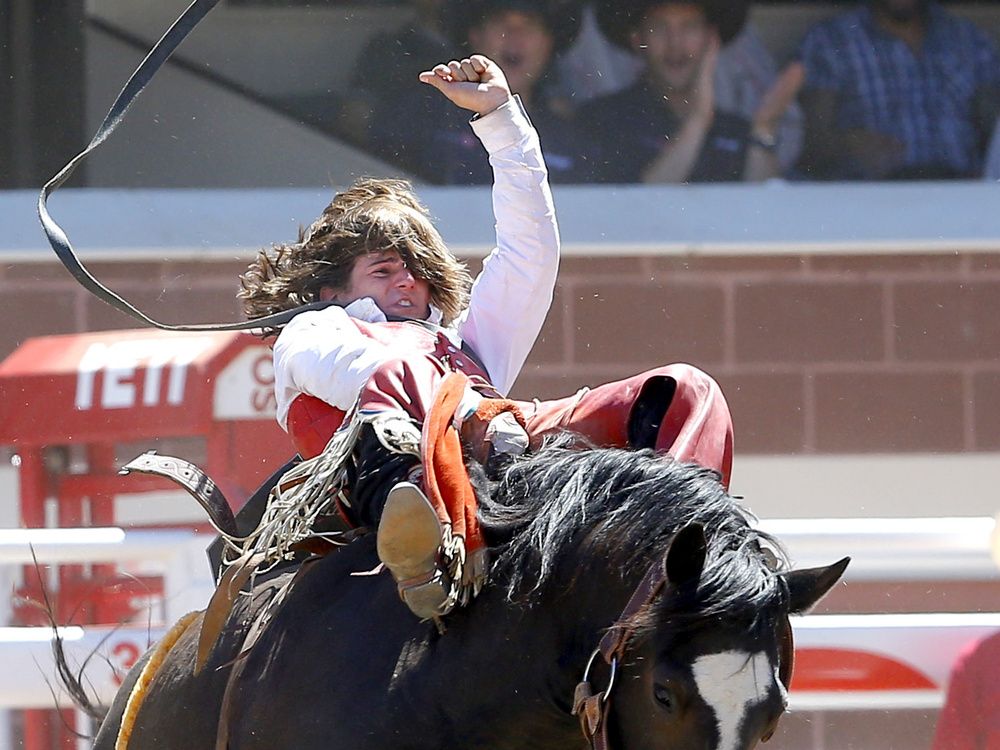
<box><xmin>376</xmin><ymin>481</ymin><xmax>452</xmax><ymax>620</ymax></box>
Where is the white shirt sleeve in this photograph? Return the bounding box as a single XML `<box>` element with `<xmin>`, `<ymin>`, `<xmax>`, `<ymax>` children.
<box><xmin>271</xmin><ymin>305</ymin><xmax>390</xmax><ymax>429</ymax></box>
<box><xmin>271</xmin><ymin>98</ymin><xmax>559</xmax><ymax>427</ymax></box>
<box><xmin>455</xmin><ymin>96</ymin><xmax>561</xmax><ymax>395</ymax></box>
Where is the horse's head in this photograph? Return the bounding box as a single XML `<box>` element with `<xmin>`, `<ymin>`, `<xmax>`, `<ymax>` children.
<box><xmin>479</xmin><ymin>441</ymin><xmax>848</xmax><ymax>750</ymax></box>
<box><xmin>607</xmin><ymin>524</ymin><xmax>849</xmax><ymax>750</ymax></box>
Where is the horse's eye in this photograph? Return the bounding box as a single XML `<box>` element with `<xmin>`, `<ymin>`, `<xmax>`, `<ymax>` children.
<box><xmin>653</xmin><ymin>683</ymin><xmax>675</xmax><ymax>712</ymax></box>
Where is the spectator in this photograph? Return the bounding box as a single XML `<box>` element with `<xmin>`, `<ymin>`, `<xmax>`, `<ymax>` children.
<box><xmin>797</xmin><ymin>0</ymin><xmax>1000</xmax><ymax>180</ymax></box>
<box><xmin>371</xmin><ymin>0</ymin><xmax>596</xmax><ymax>184</ymax></box>
<box><xmin>931</xmin><ymin>630</ymin><xmax>1000</xmax><ymax>750</ymax></box>
<box><xmin>339</xmin><ymin>1</ymin><xmax>452</xmax><ymax>147</ymax></box>
<box><xmin>561</xmin><ymin>0</ymin><xmax>803</xmax><ymax>171</ymax></box>
<box><xmin>555</xmin><ymin>2</ymin><xmax>644</xmax><ymax>101</ymax></box>
<box><xmin>714</xmin><ymin>21</ymin><xmax>804</xmax><ymax>173</ymax></box>
<box><xmin>580</xmin><ymin>0</ymin><xmax>795</xmax><ymax>183</ymax></box>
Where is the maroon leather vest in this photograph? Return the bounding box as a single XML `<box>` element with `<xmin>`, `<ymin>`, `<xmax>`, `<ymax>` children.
<box><xmin>287</xmin><ymin>319</ymin><xmax>495</xmax><ymax>458</ymax></box>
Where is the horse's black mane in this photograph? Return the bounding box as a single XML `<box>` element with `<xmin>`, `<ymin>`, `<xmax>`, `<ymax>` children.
<box><xmin>477</xmin><ymin>435</ymin><xmax>788</xmax><ymax>632</ymax></box>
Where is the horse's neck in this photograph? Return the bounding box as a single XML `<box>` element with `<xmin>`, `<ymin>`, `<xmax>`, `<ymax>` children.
<box><xmin>444</xmin><ymin>560</ymin><xmax>652</xmax><ymax>747</ymax></box>
<box><xmin>544</xmin><ymin>557</ymin><xmax>647</xmax><ymax>668</ymax></box>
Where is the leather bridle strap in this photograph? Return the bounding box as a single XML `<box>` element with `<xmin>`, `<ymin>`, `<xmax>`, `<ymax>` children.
<box><xmin>572</xmin><ymin>559</ymin><xmax>797</xmax><ymax>750</ymax></box>
<box><xmin>778</xmin><ymin>617</ymin><xmax>795</xmax><ymax>692</ymax></box>
<box><xmin>572</xmin><ymin>556</ymin><xmax>669</xmax><ymax>750</ymax></box>
<box><xmin>36</xmin><ymin>0</ymin><xmax>337</xmax><ymax>334</ymax></box>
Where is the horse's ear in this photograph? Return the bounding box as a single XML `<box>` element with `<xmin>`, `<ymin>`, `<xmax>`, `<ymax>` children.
<box><xmin>665</xmin><ymin>523</ymin><xmax>707</xmax><ymax>585</ymax></box>
<box><xmin>781</xmin><ymin>557</ymin><xmax>851</xmax><ymax>614</ymax></box>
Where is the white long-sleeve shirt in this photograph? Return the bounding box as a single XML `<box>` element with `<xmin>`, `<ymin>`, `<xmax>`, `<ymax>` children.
<box><xmin>272</xmin><ymin>96</ymin><xmax>560</xmax><ymax>429</ymax></box>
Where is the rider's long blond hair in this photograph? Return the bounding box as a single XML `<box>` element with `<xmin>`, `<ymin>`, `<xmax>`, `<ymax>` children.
<box><xmin>239</xmin><ymin>177</ymin><xmax>472</xmax><ymax>332</ymax></box>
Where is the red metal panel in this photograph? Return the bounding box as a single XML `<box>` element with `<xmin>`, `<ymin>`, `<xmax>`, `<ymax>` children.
<box><xmin>793</xmin><ymin>647</ymin><xmax>937</xmax><ymax>691</ymax></box>
<box><xmin>88</xmin><ymin>445</ymin><xmax>119</xmax><ymax>628</ymax></box>
<box><xmin>2</xmin><ymin>328</ymin><xmax>290</xmax><ymax>643</ymax></box>
<box><xmin>0</xmin><ymin>329</ymin><xmax>244</xmax><ymax>446</ymax></box>
<box><xmin>17</xmin><ymin>448</ymin><xmax>48</xmax><ymax>528</ymax></box>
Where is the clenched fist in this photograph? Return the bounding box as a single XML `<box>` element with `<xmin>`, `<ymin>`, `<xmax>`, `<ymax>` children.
<box><xmin>418</xmin><ymin>55</ymin><xmax>511</xmax><ymax>117</ymax></box>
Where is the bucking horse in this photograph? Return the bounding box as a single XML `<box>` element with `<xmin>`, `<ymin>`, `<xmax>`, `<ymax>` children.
<box><xmin>37</xmin><ymin>3</ymin><xmax>848</xmax><ymax>746</ymax></box>
<box><xmin>63</xmin><ymin>438</ymin><xmax>847</xmax><ymax>750</ymax></box>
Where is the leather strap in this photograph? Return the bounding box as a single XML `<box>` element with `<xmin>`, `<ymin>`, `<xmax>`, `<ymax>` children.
<box><xmin>214</xmin><ymin>556</ymin><xmax>322</xmax><ymax>750</ymax></box>
<box><xmin>36</xmin><ymin>0</ymin><xmax>346</xmax><ymax>334</ymax></box>
<box><xmin>36</xmin><ymin>0</ymin><xmax>483</xmax><ymax>337</ymax></box>
<box><xmin>778</xmin><ymin>617</ymin><xmax>794</xmax><ymax>692</ymax></box>
<box><xmin>573</xmin><ymin>554</ymin><xmax>669</xmax><ymax>750</ymax></box>
<box><xmin>597</xmin><ymin>557</ymin><xmax>668</xmax><ymax>663</ymax></box>
<box><xmin>572</xmin><ymin>552</ymin><xmax>796</xmax><ymax>750</ymax></box>
<box><xmin>120</xmin><ymin>450</ymin><xmax>237</xmax><ymax>536</ymax></box>
<box><xmin>35</xmin><ymin>0</ymin><xmax>479</xmax><ymax>336</ymax></box>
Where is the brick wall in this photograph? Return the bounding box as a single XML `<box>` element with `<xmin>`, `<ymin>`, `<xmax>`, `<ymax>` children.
<box><xmin>4</xmin><ymin>250</ymin><xmax>999</xmax><ymax>457</ymax></box>
<box><xmin>512</xmin><ymin>252</ymin><xmax>1000</xmax><ymax>456</ymax></box>
<box><xmin>0</xmin><ymin>258</ymin><xmax>248</xmax><ymax>356</ymax></box>
<box><xmin>3</xmin><ymin>252</ymin><xmax>994</xmax><ymax>750</ymax></box>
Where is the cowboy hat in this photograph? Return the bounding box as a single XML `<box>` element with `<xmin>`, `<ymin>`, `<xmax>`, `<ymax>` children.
<box><xmin>596</xmin><ymin>0</ymin><xmax>749</xmax><ymax>48</ymax></box>
<box><xmin>444</xmin><ymin>0</ymin><xmax>584</xmax><ymax>54</ymax></box>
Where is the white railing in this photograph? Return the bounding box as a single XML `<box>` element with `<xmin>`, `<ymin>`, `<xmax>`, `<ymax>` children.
<box><xmin>759</xmin><ymin>516</ymin><xmax>999</xmax><ymax>581</ymax></box>
<box><xmin>4</xmin><ymin>614</ymin><xmax>1000</xmax><ymax>710</ymax></box>
<box><xmin>1</xmin><ymin>519</ymin><xmax>998</xmax><ymax>712</ymax></box>
<box><xmin>791</xmin><ymin>612</ymin><xmax>1000</xmax><ymax>710</ymax></box>
<box><xmin>3</xmin><ymin>516</ymin><xmax>995</xmax><ymax>585</ymax></box>
<box><xmin>0</xmin><ymin>624</ymin><xmax>166</xmax><ymax>709</ymax></box>
<box><xmin>0</xmin><ymin>527</ymin><xmax>216</xmax><ymax>628</ymax></box>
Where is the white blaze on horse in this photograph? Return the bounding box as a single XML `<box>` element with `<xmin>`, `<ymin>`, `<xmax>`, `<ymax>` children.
<box><xmin>692</xmin><ymin>651</ymin><xmax>787</xmax><ymax>749</ymax></box>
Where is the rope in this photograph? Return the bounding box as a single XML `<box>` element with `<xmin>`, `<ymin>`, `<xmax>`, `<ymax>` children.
<box><xmin>219</xmin><ymin>407</ymin><xmax>367</xmax><ymax>573</ymax></box>
<box><xmin>37</xmin><ymin>0</ymin><xmax>342</xmax><ymax>333</ymax></box>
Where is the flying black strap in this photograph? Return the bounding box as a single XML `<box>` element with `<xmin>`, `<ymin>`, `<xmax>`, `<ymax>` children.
<box><xmin>36</xmin><ymin>0</ymin><xmax>326</xmax><ymax>333</ymax></box>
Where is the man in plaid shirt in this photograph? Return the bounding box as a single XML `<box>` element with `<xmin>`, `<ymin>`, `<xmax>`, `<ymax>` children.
<box><xmin>797</xmin><ymin>0</ymin><xmax>1000</xmax><ymax>180</ymax></box>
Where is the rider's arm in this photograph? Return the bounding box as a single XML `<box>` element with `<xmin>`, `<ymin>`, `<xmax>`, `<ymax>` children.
<box><xmin>272</xmin><ymin>306</ymin><xmax>389</xmax><ymax>429</ymax></box>
<box><xmin>455</xmin><ymin>95</ymin><xmax>560</xmax><ymax>395</ymax></box>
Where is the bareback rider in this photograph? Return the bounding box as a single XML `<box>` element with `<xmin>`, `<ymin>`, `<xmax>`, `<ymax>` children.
<box><xmin>239</xmin><ymin>55</ymin><xmax>733</xmax><ymax>622</ymax></box>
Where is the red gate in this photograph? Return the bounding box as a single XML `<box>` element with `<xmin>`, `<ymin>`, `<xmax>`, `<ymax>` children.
<box><xmin>0</xmin><ymin>329</ymin><xmax>289</xmax><ymax>749</ymax></box>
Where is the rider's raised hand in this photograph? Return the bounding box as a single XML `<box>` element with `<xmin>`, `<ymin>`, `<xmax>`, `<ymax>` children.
<box><xmin>418</xmin><ymin>55</ymin><xmax>511</xmax><ymax>117</ymax></box>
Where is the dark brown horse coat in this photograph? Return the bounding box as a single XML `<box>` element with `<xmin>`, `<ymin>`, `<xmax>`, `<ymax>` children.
<box><xmin>89</xmin><ymin>445</ymin><xmax>847</xmax><ymax>750</ymax></box>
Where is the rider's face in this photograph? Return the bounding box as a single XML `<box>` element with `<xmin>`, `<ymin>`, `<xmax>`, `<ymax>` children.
<box><xmin>321</xmin><ymin>250</ymin><xmax>431</xmax><ymax>319</ymax></box>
